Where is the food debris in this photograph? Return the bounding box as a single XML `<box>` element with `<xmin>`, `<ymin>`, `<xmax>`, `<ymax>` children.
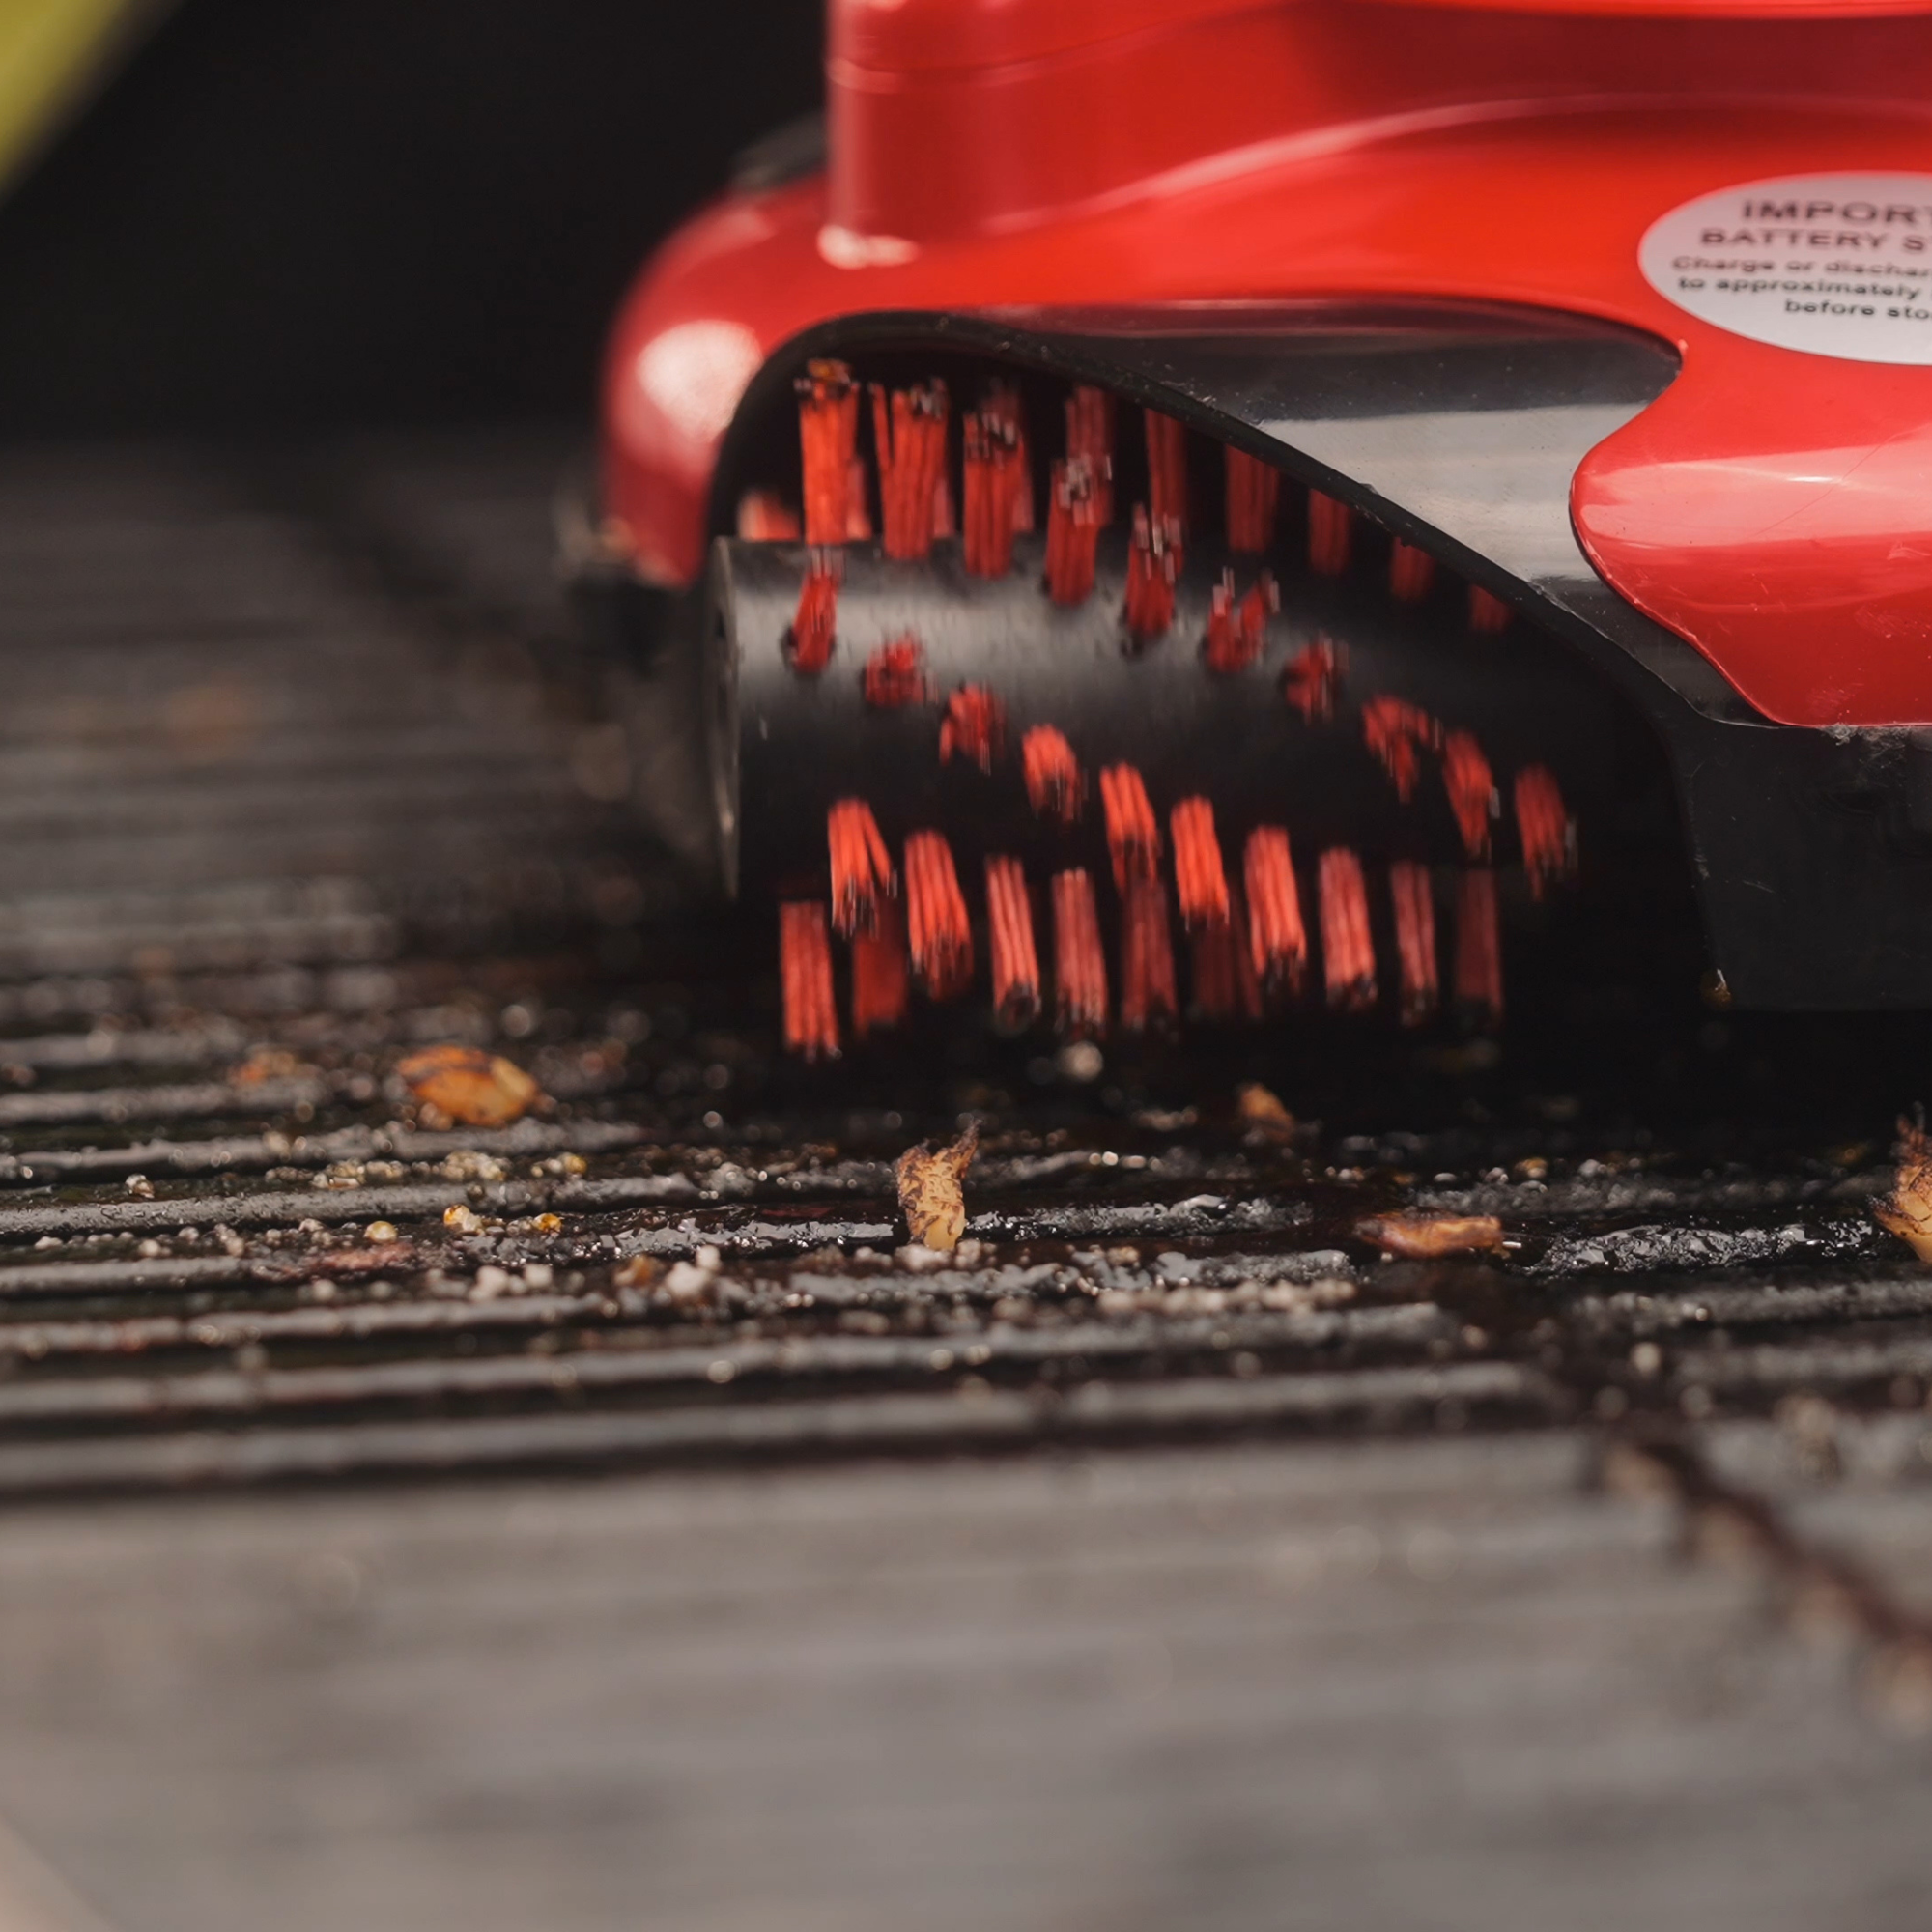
<box><xmin>398</xmin><ymin>1045</ymin><xmax>542</xmax><ymax>1128</ymax></box>
<box><xmin>613</xmin><ymin>1255</ymin><xmax>659</xmax><ymax>1289</ymax></box>
<box><xmin>1236</xmin><ymin>1082</ymin><xmax>1297</xmax><ymax>1144</ymax></box>
<box><xmin>231</xmin><ymin>1047</ymin><xmax>307</xmax><ymax>1087</ymax></box>
<box><xmin>1353</xmin><ymin>1212</ymin><xmax>1505</xmax><ymax>1258</ymax></box>
<box><xmin>1873</xmin><ymin>1115</ymin><xmax>1932</xmax><ymax>1261</ymax></box>
<box><xmin>895</xmin><ymin>1122</ymin><xmax>980</xmax><ymax>1253</ymax></box>
<box><xmin>440</xmin><ymin>1149</ymin><xmax>509</xmax><ymax>1183</ymax></box>
<box><xmin>442</xmin><ymin>1204</ymin><xmax>484</xmax><ymax>1235</ymax></box>
<box><xmin>125</xmin><ymin>1173</ymin><xmax>155</xmax><ymax>1200</ymax></box>
<box><xmin>365</xmin><ymin>1221</ymin><xmax>401</xmax><ymax>1244</ymax></box>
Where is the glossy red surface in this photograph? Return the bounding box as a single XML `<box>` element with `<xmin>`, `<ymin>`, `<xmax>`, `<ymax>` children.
<box><xmin>603</xmin><ymin>0</ymin><xmax>1932</xmax><ymax>725</ymax></box>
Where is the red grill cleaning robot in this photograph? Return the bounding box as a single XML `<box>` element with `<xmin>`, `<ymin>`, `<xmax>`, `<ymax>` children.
<box><xmin>582</xmin><ymin>0</ymin><xmax>1932</xmax><ymax>1059</ymax></box>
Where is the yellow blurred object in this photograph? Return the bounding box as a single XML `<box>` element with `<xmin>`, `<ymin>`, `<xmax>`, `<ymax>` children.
<box><xmin>0</xmin><ymin>0</ymin><xmax>169</xmax><ymax>194</ymax></box>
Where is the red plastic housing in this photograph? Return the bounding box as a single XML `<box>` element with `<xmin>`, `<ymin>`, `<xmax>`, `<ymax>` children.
<box><xmin>603</xmin><ymin>0</ymin><xmax>1932</xmax><ymax>727</ymax></box>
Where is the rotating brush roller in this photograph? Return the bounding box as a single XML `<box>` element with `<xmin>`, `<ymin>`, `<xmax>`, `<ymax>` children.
<box><xmin>581</xmin><ymin>0</ymin><xmax>1932</xmax><ymax>1055</ymax></box>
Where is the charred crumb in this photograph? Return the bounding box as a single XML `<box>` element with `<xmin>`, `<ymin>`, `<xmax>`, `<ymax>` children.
<box><xmin>1872</xmin><ymin>1112</ymin><xmax>1932</xmax><ymax>1262</ymax></box>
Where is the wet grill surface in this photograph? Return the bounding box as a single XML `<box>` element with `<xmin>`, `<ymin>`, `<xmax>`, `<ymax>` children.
<box><xmin>1</xmin><ymin>435</ymin><xmax>1931</xmax><ymax>1928</ymax></box>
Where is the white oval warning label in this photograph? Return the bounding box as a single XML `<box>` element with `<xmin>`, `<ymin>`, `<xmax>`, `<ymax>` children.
<box><xmin>1638</xmin><ymin>173</ymin><xmax>1932</xmax><ymax>364</ymax></box>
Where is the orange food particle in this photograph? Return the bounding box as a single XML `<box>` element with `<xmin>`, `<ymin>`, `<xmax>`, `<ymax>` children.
<box><xmin>398</xmin><ymin>1045</ymin><xmax>543</xmax><ymax>1127</ymax></box>
<box><xmin>895</xmin><ymin>1122</ymin><xmax>980</xmax><ymax>1253</ymax></box>
<box><xmin>1875</xmin><ymin>1116</ymin><xmax>1932</xmax><ymax>1262</ymax></box>
<box><xmin>1354</xmin><ymin>1212</ymin><xmax>1505</xmax><ymax>1258</ymax></box>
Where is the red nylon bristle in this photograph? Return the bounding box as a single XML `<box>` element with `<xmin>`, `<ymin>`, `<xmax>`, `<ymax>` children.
<box><xmin>983</xmin><ymin>381</ymin><xmax>1036</xmax><ymax>532</ymax></box>
<box><xmin>845</xmin><ymin>458</ymin><xmax>873</xmax><ymax>542</ymax></box>
<box><xmin>1319</xmin><ymin>847</ymin><xmax>1377</xmax><ymax>1011</ymax></box>
<box><xmin>1244</xmin><ymin>825</ymin><xmax>1307</xmax><ymax>993</ymax></box>
<box><xmin>1022</xmin><ymin>724</ymin><xmax>1082</xmax><ymax>824</ymax></box>
<box><xmin>796</xmin><ymin>360</ymin><xmax>860</xmax><ymax>548</ymax></box>
<box><xmin>827</xmin><ymin>797</ymin><xmax>895</xmax><ymax>939</ymax></box>
<box><xmin>1468</xmin><ymin>585</ymin><xmax>1513</xmax><ymax>635</ymax></box>
<box><xmin>1308</xmin><ymin>491</ymin><xmax>1353</xmax><ymax>576</ymax></box>
<box><xmin>1123</xmin><ymin>504</ymin><xmax>1179</xmax><ymax>644</ymax></box>
<box><xmin>961</xmin><ymin>411</ymin><xmax>1024</xmax><ymax>578</ymax></box>
<box><xmin>1203</xmin><ymin>572</ymin><xmax>1238</xmax><ymax>670</ymax></box>
<box><xmin>1190</xmin><ymin>884</ymin><xmax>1263</xmax><ymax>1022</ymax></box>
<box><xmin>1455</xmin><ymin>867</ymin><xmax>1503</xmax><ymax>1026</ymax></box>
<box><xmin>1065</xmin><ymin>385</ymin><xmax>1115</xmax><ymax>525</ymax></box>
<box><xmin>1225</xmin><ymin>446</ymin><xmax>1280</xmax><ymax>554</ymax></box>
<box><xmin>931</xmin><ymin>469</ymin><xmax>955</xmax><ymax>542</ymax></box>
<box><xmin>938</xmin><ymin>684</ymin><xmax>1007</xmax><ymax>772</ymax></box>
<box><xmin>1514</xmin><ymin>765</ymin><xmax>1576</xmax><ymax>899</ymax></box>
<box><xmin>1170</xmin><ymin>796</ymin><xmax>1230</xmax><ymax>930</ymax></box>
<box><xmin>870</xmin><ymin>380</ymin><xmax>950</xmax><ymax>561</ymax></box>
<box><xmin>1098</xmin><ymin>762</ymin><xmax>1160</xmax><ymax>893</ymax></box>
<box><xmin>851</xmin><ymin>897</ymin><xmax>910</xmax><ymax>1038</ymax></box>
<box><xmin>780</xmin><ymin>900</ymin><xmax>839</xmax><ymax>1061</ymax></box>
<box><xmin>985</xmin><ymin>855</ymin><xmax>1041</xmax><ymax>1033</ymax></box>
<box><xmin>1043</xmin><ymin>457</ymin><xmax>1100</xmax><ymax>604</ymax></box>
<box><xmin>904</xmin><ymin>830</ymin><xmax>974</xmax><ymax>1000</ymax></box>
<box><xmin>862</xmin><ymin>634</ymin><xmax>928</xmax><ymax>708</ymax></box>
<box><xmin>1282</xmin><ymin>639</ymin><xmax>1340</xmax><ymax>724</ymax></box>
<box><xmin>1120</xmin><ymin>875</ymin><xmax>1178</xmax><ymax>1034</ymax></box>
<box><xmin>737</xmin><ymin>491</ymin><xmax>801</xmax><ymax>542</ymax></box>
<box><xmin>1389</xmin><ymin>860</ymin><xmax>1439</xmax><ymax>1025</ymax></box>
<box><xmin>1051</xmin><ymin>867</ymin><xmax>1108</xmax><ymax>1037</ymax></box>
<box><xmin>1240</xmin><ymin>576</ymin><xmax>1278</xmax><ymax>650</ymax></box>
<box><xmin>1145</xmin><ymin>410</ymin><xmax>1189</xmax><ymax>537</ymax></box>
<box><xmin>1441</xmin><ymin>729</ymin><xmax>1494</xmax><ymax>860</ymax></box>
<box><xmin>1362</xmin><ymin>695</ymin><xmax>1438</xmax><ymax>803</ymax></box>
<box><xmin>784</xmin><ymin>555</ymin><xmax>838</xmax><ymax>674</ymax></box>
<box><xmin>1205</xmin><ymin>571</ymin><xmax>1277</xmax><ymax>672</ymax></box>
<box><xmin>1388</xmin><ymin>540</ymin><xmax>1435</xmax><ymax>601</ymax></box>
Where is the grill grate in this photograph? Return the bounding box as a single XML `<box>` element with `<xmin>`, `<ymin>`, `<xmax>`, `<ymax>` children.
<box><xmin>0</xmin><ymin>435</ymin><xmax>1928</xmax><ymax>1928</ymax></box>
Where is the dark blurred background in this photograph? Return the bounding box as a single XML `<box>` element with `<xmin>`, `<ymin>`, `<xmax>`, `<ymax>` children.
<box><xmin>0</xmin><ymin>0</ymin><xmax>821</xmax><ymax>435</ymax></box>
